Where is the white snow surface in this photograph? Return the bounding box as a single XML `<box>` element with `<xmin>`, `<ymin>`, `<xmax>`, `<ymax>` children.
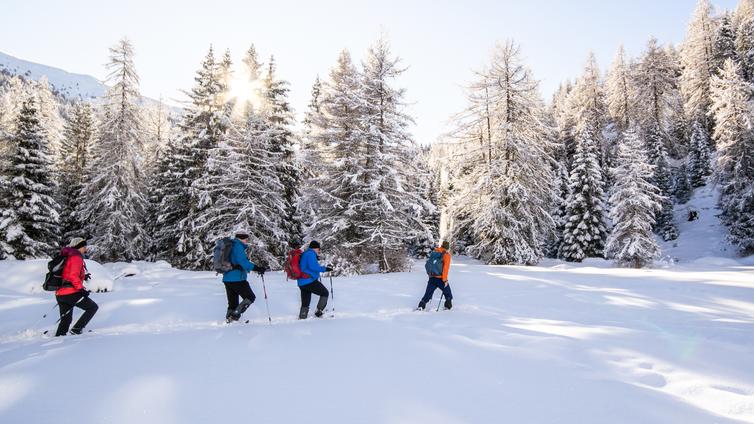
<box><xmin>0</xmin><ymin>256</ymin><xmax>753</xmax><ymax>423</ymax></box>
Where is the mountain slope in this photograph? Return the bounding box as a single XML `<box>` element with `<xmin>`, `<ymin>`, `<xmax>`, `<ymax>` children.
<box><xmin>0</xmin><ymin>51</ymin><xmax>106</xmax><ymax>100</ymax></box>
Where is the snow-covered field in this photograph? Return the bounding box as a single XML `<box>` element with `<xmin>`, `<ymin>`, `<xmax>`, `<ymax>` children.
<box><xmin>1</xmin><ymin>255</ymin><xmax>753</xmax><ymax>424</ymax></box>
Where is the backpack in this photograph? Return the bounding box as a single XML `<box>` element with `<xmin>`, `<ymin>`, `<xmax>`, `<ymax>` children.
<box><xmin>424</xmin><ymin>250</ymin><xmax>444</xmax><ymax>277</ymax></box>
<box><xmin>284</xmin><ymin>249</ymin><xmax>310</xmax><ymax>280</ymax></box>
<box><xmin>213</xmin><ymin>237</ymin><xmax>236</xmax><ymax>274</ymax></box>
<box><xmin>42</xmin><ymin>254</ymin><xmax>69</xmax><ymax>291</ymax></box>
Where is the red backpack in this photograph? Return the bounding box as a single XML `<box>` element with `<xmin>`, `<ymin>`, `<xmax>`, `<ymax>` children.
<box><xmin>284</xmin><ymin>249</ymin><xmax>310</xmax><ymax>280</ymax></box>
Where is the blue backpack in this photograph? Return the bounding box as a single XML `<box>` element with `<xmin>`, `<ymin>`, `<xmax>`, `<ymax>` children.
<box><xmin>424</xmin><ymin>250</ymin><xmax>444</xmax><ymax>276</ymax></box>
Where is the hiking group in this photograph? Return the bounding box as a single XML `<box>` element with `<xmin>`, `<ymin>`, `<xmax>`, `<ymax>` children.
<box><xmin>42</xmin><ymin>232</ymin><xmax>454</xmax><ymax>336</ymax></box>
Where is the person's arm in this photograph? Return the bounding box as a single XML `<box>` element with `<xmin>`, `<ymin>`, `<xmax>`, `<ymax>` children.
<box><xmin>441</xmin><ymin>252</ymin><xmax>451</xmax><ymax>283</ymax></box>
<box><xmin>62</xmin><ymin>255</ymin><xmax>85</xmax><ymax>290</ymax></box>
<box><xmin>304</xmin><ymin>251</ymin><xmax>328</xmax><ymax>273</ymax></box>
<box><xmin>232</xmin><ymin>243</ymin><xmax>255</xmax><ymax>272</ymax></box>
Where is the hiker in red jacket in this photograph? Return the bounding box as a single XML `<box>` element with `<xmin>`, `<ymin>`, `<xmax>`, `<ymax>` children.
<box><xmin>55</xmin><ymin>237</ymin><xmax>98</xmax><ymax>336</ymax></box>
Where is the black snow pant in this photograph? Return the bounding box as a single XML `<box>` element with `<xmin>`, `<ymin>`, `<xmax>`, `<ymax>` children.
<box><xmin>418</xmin><ymin>277</ymin><xmax>453</xmax><ymax>308</ymax></box>
<box><xmin>223</xmin><ymin>281</ymin><xmax>256</xmax><ymax>311</ymax></box>
<box><xmin>56</xmin><ymin>292</ymin><xmax>99</xmax><ymax>336</ymax></box>
<box><xmin>299</xmin><ymin>280</ymin><xmax>329</xmax><ymax>311</ymax></box>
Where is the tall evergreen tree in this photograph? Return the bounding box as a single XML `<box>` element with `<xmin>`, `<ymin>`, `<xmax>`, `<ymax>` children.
<box><xmin>450</xmin><ymin>41</ymin><xmax>557</xmax><ymax>265</ymax></box>
<box><xmin>78</xmin><ymin>39</ymin><xmax>148</xmax><ymax>262</ymax></box>
<box><xmin>0</xmin><ymin>96</ymin><xmax>60</xmax><ymax>259</ymax></box>
<box><xmin>605</xmin><ymin>129</ymin><xmax>663</xmax><ymax>268</ymax></box>
<box><xmin>605</xmin><ymin>45</ymin><xmax>634</xmax><ymax>131</ymax></box>
<box><xmin>733</xmin><ymin>0</ymin><xmax>754</xmax><ymax>81</ymax></box>
<box><xmin>680</xmin><ymin>0</ymin><xmax>718</xmax><ymax>132</ymax></box>
<box><xmin>559</xmin><ymin>124</ymin><xmax>608</xmax><ymax>262</ymax></box>
<box><xmin>59</xmin><ymin>102</ymin><xmax>95</xmax><ymax>243</ymax></box>
<box><xmin>714</xmin><ymin>12</ymin><xmax>739</xmax><ymax>74</ymax></box>
<box><xmin>688</xmin><ymin>120</ymin><xmax>712</xmax><ymax>187</ymax></box>
<box><xmin>174</xmin><ymin>47</ymin><xmax>232</xmax><ymax>269</ymax></box>
<box><xmin>262</xmin><ymin>56</ymin><xmax>301</xmax><ymax>249</ymax></box>
<box><xmin>645</xmin><ymin>124</ymin><xmax>679</xmax><ymax>240</ymax></box>
<box><xmin>710</xmin><ymin>59</ymin><xmax>754</xmax><ymax>252</ymax></box>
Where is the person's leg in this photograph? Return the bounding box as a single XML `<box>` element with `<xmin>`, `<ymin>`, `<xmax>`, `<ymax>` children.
<box><xmin>418</xmin><ymin>278</ymin><xmax>439</xmax><ymax>309</ymax></box>
<box><xmin>231</xmin><ymin>281</ymin><xmax>256</xmax><ymax>318</ymax></box>
<box><xmin>224</xmin><ymin>283</ymin><xmax>239</xmax><ymax>321</ymax></box>
<box><xmin>306</xmin><ymin>281</ymin><xmax>329</xmax><ymax>316</ymax></box>
<box><xmin>440</xmin><ymin>283</ymin><xmax>453</xmax><ymax>309</ymax></box>
<box><xmin>299</xmin><ymin>285</ymin><xmax>313</xmax><ymax>319</ymax></box>
<box><xmin>71</xmin><ymin>296</ymin><xmax>98</xmax><ymax>333</ymax></box>
<box><xmin>55</xmin><ymin>294</ymin><xmax>78</xmax><ymax>336</ymax></box>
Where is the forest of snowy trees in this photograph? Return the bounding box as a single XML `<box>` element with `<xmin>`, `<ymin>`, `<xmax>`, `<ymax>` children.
<box><xmin>1</xmin><ymin>0</ymin><xmax>753</xmax><ymax>272</ymax></box>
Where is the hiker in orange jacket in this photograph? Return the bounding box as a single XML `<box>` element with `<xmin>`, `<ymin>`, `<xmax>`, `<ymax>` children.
<box><xmin>417</xmin><ymin>241</ymin><xmax>453</xmax><ymax>310</ymax></box>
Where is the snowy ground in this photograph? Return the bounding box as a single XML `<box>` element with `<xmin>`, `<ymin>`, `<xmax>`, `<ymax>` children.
<box><xmin>1</xmin><ymin>254</ymin><xmax>753</xmax><ymax>424</ymax></box>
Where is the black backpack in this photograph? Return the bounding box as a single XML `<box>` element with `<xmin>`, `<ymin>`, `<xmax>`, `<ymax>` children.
<box><xmin>213</xmin><ymin>237</ymin><xmax>236</xmax><ymax>274</ymax></box>
<box><xmin>42</xmin><ymin>254</ymin><xmax>70</xmax><ymax>291</ymax></box>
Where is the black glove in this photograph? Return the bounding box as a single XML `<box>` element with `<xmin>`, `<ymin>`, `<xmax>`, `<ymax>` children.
<box><xmin>80</xmin><ymin>288</ymin><xmax>90</xmax><ymax>297</ymax></box>
<box><xmin>254</xmin><ymin>265</ymin><xmax>267</xmax><ymax>275</ymax></box>
<box><xmin>84</xmin><ymin>273</ymin><xmax>92</xmax><ymax>281</ymax></box>
<box><xmin>325</xmin><ymin>265</ymin><xmax>334</xmax><ymax>272</ymax></box>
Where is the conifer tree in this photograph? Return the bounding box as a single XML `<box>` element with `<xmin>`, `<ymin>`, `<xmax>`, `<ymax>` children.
<box><xmin>59</xmin><ymin>102</ymin><xmax>95</xmax><ymax>243</ymax></box>
<box><xmin>605</xmin><ymin>129</ymin><xmax>662</xmax><ymax>267</ymax></box>
<box><xmin>680</xmin><ymin>0</ymin><xmax>717</xmax><ymax>131</ymax></box>
<box><xmin>78</xmin><ymin>38</ymin><xmax>148</xmax><ymax>262</ymax></box>
<box><xmin>0</xmin><ymin>96</ymin><xmax>60</xmax><ymax>258</ymax></box>
<box><xmin>605</xmin><ymin>45</ymin><xmax>634</xmax><ymax>131</ymax></box>
<box><xmin>688</xmin><ymin>120</ymin><xmax>712</xmax><ymax>187</ymax></box>
<box><xmin>559</xmin><ymin>124</ymin><xmax>608</xmax><ymax>262</ymax></box>
<box><xmin>710</xmin><ymin>59</ymin><xmax>754</xmax><ymax>252</ymax></box>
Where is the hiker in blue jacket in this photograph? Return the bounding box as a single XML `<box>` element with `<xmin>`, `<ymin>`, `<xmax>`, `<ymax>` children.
<box><xmin>223</xmin><ymin>230</ymin><xmax>267</xmax><ymax>323</ymax></box>
<box><xmin>297</xmin><ymin>240</ymin><xmax>333</xmax><ymax>319</ymax></box>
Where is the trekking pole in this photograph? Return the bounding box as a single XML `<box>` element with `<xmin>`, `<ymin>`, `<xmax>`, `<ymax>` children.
<box><xmin>436</xmin><ymin>293</ymin><xmax>444</xmax><ymax>312</ymax></box>
<box><xmin>42</xmin><ymin>296</ymin><xmax>87</xmax><ymax>335</ymax></box>
<box><xmin>30</xmin><ymin>303</ymin><xmax>59</xmax><ymax>330</ymax></box>
<box><xmin>329</xmin><ymin>274</ymin><xmax>335</xmax><ymax>316</ymax></box>
<box><xmin>261</xmin><ymin>274</ymin><xmax>272</xmax><ymax>325</ymax></box>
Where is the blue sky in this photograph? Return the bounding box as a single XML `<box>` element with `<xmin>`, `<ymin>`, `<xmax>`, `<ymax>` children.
<box><xmin>1</xmin><ymin>0</ymin><xmax>740</xmax><ymax>144</ymax></box>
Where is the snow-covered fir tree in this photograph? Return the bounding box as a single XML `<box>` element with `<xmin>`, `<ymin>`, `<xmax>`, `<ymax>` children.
<box><xmin>262</xmin><ymin>56</ymin><xmax>302</xmax><ymax>250</ymax></box>
<box><xmin>673</xmin><ymin>163</ymin><xmax>693</xmax><ymax>204</ymax></box>
<box><xmin>605</xmin><ymin>129</ymin><xmax>663</xmax><ymax>268</ymax></box>
<box><xmin>605</xmin><ymin>45</ymin><xmax>635</xmax><ymax>131</ymax></box>
<box><xmin>450</xmin><ymin>41</ymin><xmax>557</xmax><ymax>265</ymax></box>
<box><xmin>559</xmin><ymin>124</ymin><xmax>608</xmax><ymax>262</ymax></box>
<box><xmin>0</xmin><ymin>96</ymin><xmax>60</xmax><ymax>259</ymax></box>
<box><xmin>733</xmin><ymin>0</ymin><xmax>754</xmax><ymax>81</ymax></box>
<box><xmin>710</xmin><ymin>58</ymin><xmax>754</xmax><ymax>253</ymax></box>
<box><xmin>714</xmin><ymin>12</ymin><xmax>739</xmax><ymax>74</ymax></box>
<box><xmin>633</xmin><ymin>38</ymin><xmax>677</xmax><ymax>148</ymax></box>
<box><xmin>688</xmin><ymin>120</ymin><xmax>712</xmax><ymax>187</ymax></box>
<box><xmin>174</xmin><ymin>47</ymin><xmax>232</xmax><ymax>269</ymax></box>
<box><xmin>33</xmin><ymin>77</ymin><xmax>65</xmax><ymax>160</ymax></box>
<box><xmin>196</xmin><ymin>109</ymin><xmax>286</xmax><ymax>268</ymax></box>
<box><xmin>645</xmin><ymin>124</ymin><xmax>679</xmax><ymax>241</ymax></box>
<box><xmin>78</xmin><ymin>38</ymin><xmax>149</xmax><ymax>262</ymax></box>
<box><xmin>304</xmin><ymin>49</ymin><xmax>369</xmax><ymax>273</ymax></box>
<box><xmin>680</xmin><ymin>0</ymin><xmax>718</xmax><ymax>131</ymax></box>
<box><xmin>59</xmin><ymin>101</ymin><xmax>95</xmax><ymax>243</ymax></box>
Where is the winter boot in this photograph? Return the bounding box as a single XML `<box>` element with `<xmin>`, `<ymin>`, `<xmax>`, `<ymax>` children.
<box><xmin>315</xmin><ymin>309</ymin><xmax>324</xmax><ymax>318</ymax></box>
<box><xmin>299</xmin><ymin>306</ymin><xmax>309</xmax><ymax>320</ymax></box>
<box><xmin>416</xmin><ymin>301</ymin><xmax>426</xmax><ymax>311</ymax></box>
<box><xmin>70</xmin><ymin>327</ymin><xmax>84</xmax><ymax>335</ymax></box>
<box><xmin>232</xmin><ymin>299</ymin><xmax>253</xmax><ymax>320</ymax></box>
<box><xmin>226</xmin><ymin>308</ymin><xmax>237</xmax><ymax>323</ymax></box>
<box><xmin>316</xmin><ymin>295</ymin><xmax>328</xmax><ymax>313</ymax></box>
<box><xmin>444</xmin><ymin>299</ymin><xmax>453</xmax><ymax>310</ymax></box>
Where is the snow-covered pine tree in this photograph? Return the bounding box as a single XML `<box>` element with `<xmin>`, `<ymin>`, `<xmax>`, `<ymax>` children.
<box><xmin>673</xmin><ymin>162</ymin><xmax>693</xmax><ymax>204</ymax></box>
<box><xmin>0</xmin><ymin>96</ymin><xmax>60</xmax><ymax>259</ymax></box>
<box><xmin>733</xmin><ymin>0</ymin><xmax>754</xmax><ymax>81</ymax></box>
<box><xmin>175</xmin><ymin>47</ymin><xmax>232</xmax><ymax>269</ymax></box>
<box><xmin>33</xmin><ymin>76</ymin><xmax>65</xmax><ymax>161</ymax></box>
<box><xmin>605</xmin><ymin>129</ymin><xmax>662</xmax><ymax>268</ymax></box>
<box><xmin>645</xmin><ymin>124</ymin><xmax>679</xmax><ymax>241</ymax></box>
<box><xmin>59</xmin><ymin>101</ymin><xmax>95</xmax><ymax>243</ymax></box>
<box><xmin>688</xmin><ymin>119</ymin><xmax>712</xmax><ymax>187</ymax></box>
<box><xmin>304</xmin><ymin>49</ymin><xmax>370</xmax><ymax>273</ymax></box>
<box><xmin>78</xmin><ymin>38</ymin><xmax>149</xmax><ymax>262</ymax></box>
<box><xmin>450</xmin><ymin>40</ymin><xmax>557</xmax><ymax>265</ymax></box>
<box><xmin>195</xmin><ymin>109</ymin><xmax>286</xmax><ymax>268</ymax></box>
<box><xmin>714</xmin><ymin>12</ymin><xmax>739</xmax><ymax>74</ymax></box>
<box><xmin>680</xmin><ymin>0</ymin><xmax>718</xmax><ymax>131</ymax></box>
<box><xmin>633</xmin><ymin>37</ymin><xmax>678</xmax><ymax>151</ymax></box>
<box><xmin>559</xmin><ymin>123</ymin><xmax>608</xmax><ymax>262</ymax></box>
<box><xmin>357</xmin><ymin>37</ymin><xmax>437</xmax><ymax>271</ymax></box>
<box><xmin>710</xmin><ymin>58</ymin><xmax>754</xmax><ymax>253</ymax></box>
<box><xmin>606</xmin><ymin>45</ymin><xmax>635</xmax><ymax>132</ymax></box>
<box><xmin>262</xmin><ymin>56</ymin><xmax>302</xmax><ymax>250</ymax></box>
